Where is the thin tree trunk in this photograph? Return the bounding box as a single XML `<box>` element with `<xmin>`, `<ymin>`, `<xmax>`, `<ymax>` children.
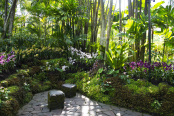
<box><xmin>94</xmin><ymin>0</ymin><xmax>100</xmax><ymax>52</ymax></box>
<box><xmin>2</xmin><ymin>0</ymin><xmax>18</xmax><ymax>39</ymax></box>
<box><xmin>140</xmin><ymin>0</ymin><xmax>147</xmax><ymax>62</ymax></box>
<box><xmin>140</xmin><ymin>0</ymin><xmax>142</xmax><ymax>19</ymax></box>
<box><xmin>52</xmin><ymin>22</ymin><xmax>53</xmax><ymax>35</ymax></box>
<box><xmin>100</xmin><ymin>0</ymin><xmax>105</xmax><ymax>58</ymax></box>
<box><xmin>91</xmin><ymin>0</ymin><xmax>96</xmax><ymax>53</ymax></box>
<box><xmin>87</xmin><ymin>0</ymin><xmax>91</xmax><ymax>52</ymax></box>
<box><xmin>44</xmin><ymin>19</ymin><xmax>47</xmax><ymax>39</ymax></box>
<box><xmin>111</xmin><ymin>1</ymin><xmax>117</xmax><ymax>41</ymax></box>
<box><xmin>135</xmin><ymin>0</ymin><xmax>139</xmax><ymax>61</ymax></box>
<box><xmin>128</xmin><ymin>0</ymin><xmax>134</xmax><ymax>62</ymax></box>
<box><xmin>104</xmin><ymin>0</ymin><xmax>113</xmax><ymax>65</ymax></box>
<box><xmin>119</xmin><ymin>0</ymin><xmax>122</xmax><ymax>44</ymax></box>
<box><xmin>90</xmin><ymin>0</ymin><xmax>94</xmax><ymax>53</ymax></box>
<box><xmin>104</xmin><ymin>0</ymin><xmax>109</xmax><ymax>30</ymax></box>
<box><xmin>72</xmin><ymin>17</ymin><xmax>74</xmax><ymax>38</ymax></box>
<box><xmin>133</xmin><ymin>0</ymin><xmax>135</xmax><ymax>17</ymax></box>
<box><xmin>83</xmin><ymin>0</ymin><xmax>90</xmax><ymax>52</ymax></box>
<box><xmin>128</xmin><ymin>0</ymin><xmax>132</xmax><ymax>19</ymax></box>
<box><xmin>4</xmin><ymin>0</ymin><xmax>8</xmax><ymax>38</ymax></box>
<box><xmin>4</xmin><ymin>1</ymin><xmax>8</xmax><ymax>27</ymax></box>
<box><xmin>9</xmin><ymin>0</ymin><xmax>18</xmax><ymax>36</ymax></box>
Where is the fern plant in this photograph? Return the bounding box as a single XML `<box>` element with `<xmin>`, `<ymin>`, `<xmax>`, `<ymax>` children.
<box><xmin>105</xmin><ymin>41</ymin><xmax>134</xmax><ymax>70</ymax></box>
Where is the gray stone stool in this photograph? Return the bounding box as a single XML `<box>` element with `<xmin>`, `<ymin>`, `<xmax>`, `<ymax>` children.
<box><xmin>47</xmin><ymin>90</ymin><xmax>65</xmax><ymax>111</ymax></box>
<box><xmin>61</xmin><ymin>84</ymin><xmax>76</xmax><ymax>98</ymax></box>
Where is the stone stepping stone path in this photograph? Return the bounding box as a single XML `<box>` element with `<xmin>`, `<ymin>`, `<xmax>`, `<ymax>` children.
<box><xmin>17</xmin><ymin>90</ymin><xmax>152</xmax><ymax>116</ymax></box>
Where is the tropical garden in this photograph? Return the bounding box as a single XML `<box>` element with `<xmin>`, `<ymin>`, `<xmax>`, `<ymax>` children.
<box><xmin>0</xmin><ymin>0</ymin><xmax>174</xmax><ymax>116</ymax></box>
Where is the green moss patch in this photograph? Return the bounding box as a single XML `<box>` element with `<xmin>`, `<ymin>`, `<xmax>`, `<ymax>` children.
<box><xmin>0</xmin><ymin>96</ymin><xmax>19</xmax><ymax>116</ymax></box>
<box><xmin>16</xmin><ymin>69</ymin><xmax>30</xmax><ymax>77</ymax></box>
<box><xmin>0</xmin><ymin>80</ymin><xmax>9</xmax><ymax>87</ymax></box>
<box><xmin>163</xmin><ymin>86</ymin><xmax>174</xmax><ymax>102</ymax></box>
<box><xmin>23</xmin><ymin>92</ymin><xmax>33</xmax><ymax>103</ymax></box>
<box><xmin>158</xmin><ymin>82</ymin><xmax>171</xmax><ymax>96</ymax></box>
<box><xmin>8</xmin><ymin>86</ymin><xmax>19</xmax><ymax>94</ymax></box>
<box><xmin>30</xmin><ymin>79</ymin><xmax>42</xmax><ymax>93</ymax></box>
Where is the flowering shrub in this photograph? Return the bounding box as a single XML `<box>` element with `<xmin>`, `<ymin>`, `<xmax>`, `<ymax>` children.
<box><xmin>0</xmin><ymin>86</ymin><xmax>10</xmax><ymax>107</ymax></box>
<box><xmin>124</xmin><ymin>60</ymin><xmax>174</xmax><ymax>84</ymax></box>
<box><xmin>0</xmin><ymin>51</ymin><xmax>16</xmax><ymax>73</ymax></box>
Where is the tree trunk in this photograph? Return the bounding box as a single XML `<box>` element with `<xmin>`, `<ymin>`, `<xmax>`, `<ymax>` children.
<box><xmin>100</xmin><ymin>0</ymin><xmax>105</xmax><ymax>58</ymax></box>
<box><xmin>135</xmin><ymin>0</ymin><xmax>140</xmax><ymax>61</ymax></box>
<box><xmin>104</xmin><ymin>0</ymin><xmax>109</xmax><ymax>32</ymax></box>
<box><xmin>5</xmin><ymin>0</ymin><xmax>8</xmax><ymax>22</ymax></box>
<box><xmin>9</xmin><ymin>0</ymin><xmax>18</xmax><ymax>36</ymax></box>
<box><xmin>140</xmin><ymin>0</ymin><xmax>147</xmax><ymax>62</ymax></box>
<box><xmin>119</xmin><ymin>0</ymin><xmax>122</xmax><ymax>44</ymax></box>
<box><xmin>140</xmin><ymin>0</ymin><xmax>142</xmax><ymax>19</ymax></box>
<box><xmin>104</xmin><ymin>0</ymin><xmax>113</xmax><ymax>65</ymax></box>
<box><xmin>84</xmin><ymin>0</ymin><xmax>90</xmax><ymax>52</ymax></box>
<box><xmin>128</xmin><ymin>0</ymin><xmax>132</xmax><ymax>19</ymax></box>
<box><xmin>4</xmin><ymin>0</ymin><xmax>8</xmax><ymax>38</ymax></box>
<box><xmin>128</xmin><ymin>0</ymin><xmax>134</xmax><ymax>62</ymax></box>
<box><xmin>2</xmin><ymin>0</ymin><xmax>18</xmax><ymax>39</ymax></box>
<box><xmin>90</xmin><ymin>0</ymin><xmax>94</xmax><ymax>53</ymax></box>
<box><xmin>93</xmin><ymin>0</ymin><xmax>100</xmax><ymax>52</ymax></box>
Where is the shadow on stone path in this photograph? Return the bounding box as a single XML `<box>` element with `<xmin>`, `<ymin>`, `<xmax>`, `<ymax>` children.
<box><xmin>17</xmin><ymin>89</ymin><xmax>152</xmax><ymax>116</ymax></box>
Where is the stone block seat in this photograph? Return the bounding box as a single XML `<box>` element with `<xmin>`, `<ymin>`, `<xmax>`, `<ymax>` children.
<box><xmin>61</xmin><ymin>84</ymin><xmax>76</xmax><ymax>98</ymax></box>
<box><xmin>48</xmin><ymin>90</ymin><xmax>65</xmax><ymax>111</ymax></box>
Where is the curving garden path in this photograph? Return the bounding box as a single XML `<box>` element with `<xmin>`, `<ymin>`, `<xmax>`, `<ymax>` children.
<box><xmin>17</xmin><ymin>89</ymin><xmax>152</xmax><ymax>116</ymax></box>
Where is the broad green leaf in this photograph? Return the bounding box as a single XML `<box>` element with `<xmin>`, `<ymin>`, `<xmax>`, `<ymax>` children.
<box><xmin>98</xmin><ymin>68</ymin><xmax>103</xmax><ymax>74</ymax></box>
<box><xmin>152</xmin><ymin>1</ymin><xmax>165</xmax><ymax>10</ymax></box>
<box><xmin>115</xmin><ymin>70</ymin><xmax>119</xmax><ymax>74</ymax></box>
<box><xmin>107</xmin><ymin>69</ymin><xmax>114</xmax><ymax>75</ymax></box>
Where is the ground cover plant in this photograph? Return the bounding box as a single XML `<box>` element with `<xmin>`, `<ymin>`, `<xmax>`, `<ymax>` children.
<box><xmin>1</xmin><ymin>0</ymin><xmax>174</xmax><ymax>116</ymax></box>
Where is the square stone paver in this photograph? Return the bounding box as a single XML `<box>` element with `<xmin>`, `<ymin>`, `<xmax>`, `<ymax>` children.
<box><xmin>31</xmin><ymin>110</ymin><xmax>42</xmax><ymax>114</ymax></box>
<box><xmin>119</xmin><ymin>107</ymin><xmax>128</xmax><ymax>112</ymax></box>
<box><xmin>22</xmin><ymin>104</ymin><xmax>32</xmax><ymax>110</ymax></box>
<box><xmin>95</xmin><ymin>108</ymin><xmax>113</xmax><ymax>112</ymax></box>
<box><xmin>24</xmin><ymin>108</ymin><xmax>33</xmax><ymax>112</ymax></box>
<box><xmin>51</xmin><ymin>109</ymin><xmax>62</xmax><ymax>115</ymax></box>
<box><xmin>76</xmin><ymin>101</ymin><xmax>89</xmax><ymax>105</ymax></box>
<box><xmin>33</xmin><ymin>106</ymin><xmax>42</xmax><ymax>111</ymax></box>
<box><xmin>142</xmin><ymin>113</ymin><xmax>152</xmax><ymax>116</ymax></box>
<box><xmin>113</xmin><ymin>111</ymin><xmax>127</xmax><ymax>116</ymax></box>
<box><xmin>70</xmin><ymin>101</ymin><xmax>76</xmax><ymax>105</ymax></box>
<box><xmin>81</xmin><ymin>111</ymin><xmax>97</xmax><ymax>116</ymax></box>
<box><xmin>103</xmin><ymin>111</ymin><xmax>115</xmax><ymax>116</ymax></box>
<box><xmin>42</xmin><ymin>106</ymin><xmax>50</xmax><ymax>113</ymax></box>
<box><xmin>21</xmin><ymin>112</ymin><xmax>30</xmax><ymax>115</ymax></box>
<box><xmin>110</xmin><ymin>105</ymin><xmax>120</xmax><ymax>111</ymax></box>
<box><xmin>17</xmin><ymin>109</ymin><xmax>24</xmax><ymax>115</ymax></box>
<box><xmin>101</xmin><ymin>105</ymin><xmax>112</xmax><ymax>109</ymax></box>
<box><xmin>97</xmin><ymin>112</ymin><xmax>108</xmax><ymax>116</ymax></box>
<box><xmin>37</xmin><ymin>112</ymin><xmax>53</xmax><ymax>116</ymax></box>
<box><xmin>59</xmin><ymin>112</ymin><xmax>81</xmax><ymax>116</ymax></box>
<box><xmin>85</xmin><ymin>101</ymin><xmax>99</xmax><ymax>105</ymax></box>
<box><xmin>124</xmin><ymin>109</ymin><xmax>134</xmax><ymax>114</ymax></box>
<box><xmin>28</xmin><ymin>100</ymin><xmax>36</xmax><ymax>105</ymax></box>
